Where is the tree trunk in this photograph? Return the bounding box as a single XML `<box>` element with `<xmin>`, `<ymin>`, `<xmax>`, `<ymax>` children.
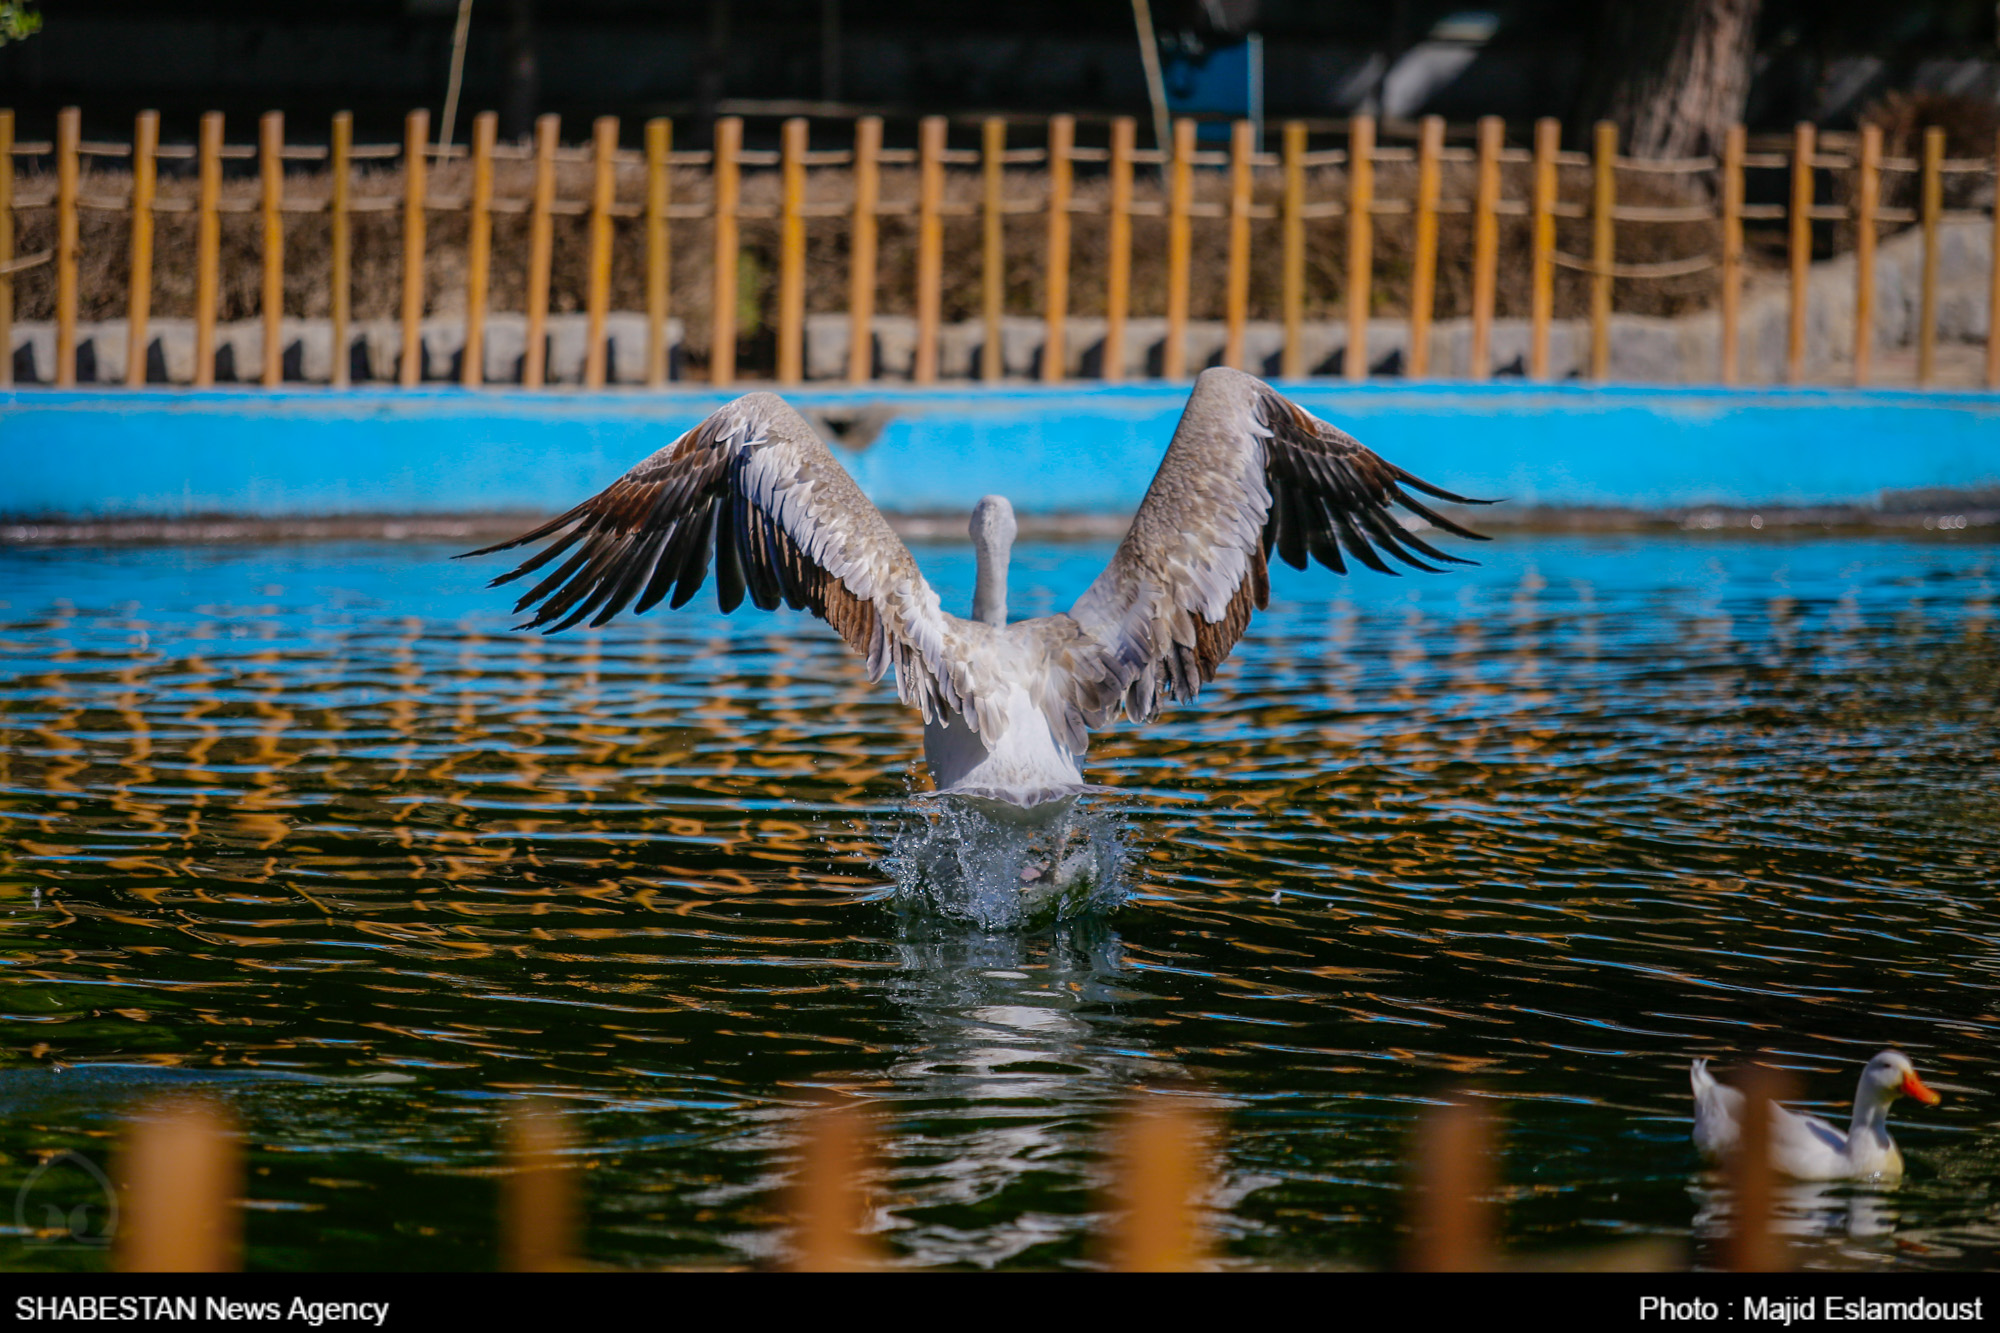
<box><xmin>1575</xmin><ymin>0</ymin><xmax>1762</xmax><ymax>161</ymax></box>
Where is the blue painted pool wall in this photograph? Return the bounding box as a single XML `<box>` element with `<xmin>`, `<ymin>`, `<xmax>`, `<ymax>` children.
<box><xmin>4</xmin><ymin>382</ymin><xmax>1997</xmax><ymax>518</ymax></box>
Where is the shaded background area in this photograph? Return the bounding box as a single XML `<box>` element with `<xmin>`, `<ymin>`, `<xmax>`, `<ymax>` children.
<box><xmin>1</xmin><ymin>0</ymin><xmax>1998</xmax><ymax>145</ymax></box>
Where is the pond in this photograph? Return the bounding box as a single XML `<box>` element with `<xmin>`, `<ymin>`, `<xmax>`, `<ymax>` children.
<box><xmin>0</xmin><ymin>532</ymin><xmax>1994</xmax><ymax>1271</ymax></box>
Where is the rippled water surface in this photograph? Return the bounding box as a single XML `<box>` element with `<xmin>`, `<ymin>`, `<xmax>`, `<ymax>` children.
<box><xmin>0</xmin><ymin>533</ymin><xmax>1995</xmax><ymax>1270</ymax></box>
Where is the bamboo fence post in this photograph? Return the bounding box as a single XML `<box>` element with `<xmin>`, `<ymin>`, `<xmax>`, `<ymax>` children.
<box><xmin>0</xmin><ymin>109</ymin><xmax>12</xmax><ymax>387</ymax></box>
<box><xmin>1853</xmin><ymin>122</ymin><xmax>1879</xmax><ymax>385</ymax></box>
<box><xmin>259</xmin><ymin>111</ymin><xmax>285</xmax><ymax>386</ymax></box>
<box><xmin>126</xmin><ymin>111</ymin><xmax>158</xmax><ymax>386</ymax></box>
<box><xmin>54</xmin><ymin>106</ymin><xmax>78</xmax><ymax>387</ymax></box>
<box><xmin>1409</xmin><ymin>115</ymin><xmax>1444</xmax><ymax>379</ymax></box>
<box><xmin>1223</xmin><ymin>118</ymin><xmax>1253</xmax><ymax>370</ymax></box>
<box><xmin>776</xmin><ymin>117</ymin><xmax>807</xmax><ymax>385</ymax></box>
<box><xmin>848</xmin><ymin>116</ymin><xmax>880</xmax><ymax>382</ymax></box>
<box><xmin>464</xmin><ymin>111</ymin><xmax>495</xmax><ymax>387</ymax></box>
<box><xmin>1345</xmin><ymin>114</ymin><xmax>1374</xmax><ymax>381</ymax></box>
<box><xmin>1279</xmin><ymin>120</ymin><xmax>1305</xmax><ymax>378</ymax></box>
<box><xmin>1165</xmin><ymin>117</ymin><xmax>1194</xmax><ymax>379</ymax></box>
<box><xmin>582</xmin><ymin>115</ymin><xmax>619</xmax><ymax>389</ymax></box>
<box><xmin>1469</xmin><ymin>115</ymin><xmax>1502</xmax><ymax>381</ymax></box>
<box><xmin>1590</xmin><ymin>119</ymin><xmax>1616</xmax><ymax>381</ymax></box>
<box><xmin>915</xmin><ymin>115</ymin><xmax>946</xmax><ymax>384</ymax></box>
<box><xmin>330</xmin><ymin>112</ymin><xmax>351</xmax><ymax>386</ymax></box>
<box><xmin>709</xmin><ymin>116</ymin><xmax>740</xmax><ymax>387</ymax></box>
<box><xmin>1720</xmin><ymin>124</ymin><xmax>1745</xmax><ymax>385</ymax></box>
<box><xmin>1529</xmin><ymin>116</ymin><xmax>1557</xmax><ymax>380</ymax></box>
<box><xmin>1990</xmin><ymin>129</ymin><xmax>2000</xmax><ymax>389</ymax></box>
<box><xmin>1788</xmin><ymin>121</ymin><xmax>1815</xmax><ymax>383</ymax></box>
<box><xmin>979</xmin><ymin>118</ymin><xmax>1004</xmax><ymax>382</ymax></box>
<box><xmin>1917</xmin><ymin>126</ymin><xmax>1943</xmax><ymax>386</ymax></box>
<box><xmin>1105</xmin><ymin>115</ymin><xmax>1135</xmax><ymax>382</ymax></box>
<box><xmin>584</xmin><ymin>115</ymin><xmax>619</xmax><ymax>389</ymax></box>
<box><xmin>644</xmin><ymin>117</ymin><xmax>671</xmax><ymax>387</ymax></box>
<box><xmin>194</xmin><ymin>112</ymin><xmax>223</xmax><ymax>388</ymax></box>
<box><xmin>400</xmin><ymin>109</ymin><xmax>429</xmax><ymax>387</ymax></box>
<box><xmin>525</xmin><ymin>112</ymin><xmax>559</xmax><ymax>388</ymax></box>
<box><xmin>1042</xmin><ymin>114</ymin><xmax>1074</xmax><ymax>382</ymax></box>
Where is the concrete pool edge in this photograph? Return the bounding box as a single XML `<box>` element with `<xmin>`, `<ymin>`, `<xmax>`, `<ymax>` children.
<box><xmin>6</xmin><ymin>381</ymin><xmax>1999</xmax><ymax>525</ymax></box>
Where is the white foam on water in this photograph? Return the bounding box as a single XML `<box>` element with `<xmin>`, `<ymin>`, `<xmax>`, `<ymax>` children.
<box><xmin>880</xmin><ymin>797</ymin><xmax>1132</xmax><ymax>929</ymax></box>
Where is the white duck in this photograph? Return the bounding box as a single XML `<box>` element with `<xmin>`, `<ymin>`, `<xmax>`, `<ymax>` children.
<box><xmin>463</xmin><ymin>369</ymin><xmax>1488</xmax><ymax>811</ymax></box>
<box><xmin>1690</xmin><ymin>1050</ymin><xmax>1941</xmax><ymax>1181</ymax></box>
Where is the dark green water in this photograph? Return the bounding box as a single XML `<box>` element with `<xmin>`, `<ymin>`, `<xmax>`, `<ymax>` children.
<box><xmin>0</xmin><ymin>533</ymin><xmax>1994</xmax><ymax>1271</ymax></box>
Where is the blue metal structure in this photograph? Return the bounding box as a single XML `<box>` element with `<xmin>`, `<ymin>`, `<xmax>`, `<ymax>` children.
<box><xmin>4</xmin><ymin>383</ymin><xmax>1996</xmax><ymax>520</ymax></box>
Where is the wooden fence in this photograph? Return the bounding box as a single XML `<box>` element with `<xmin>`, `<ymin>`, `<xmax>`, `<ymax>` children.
<box><xmin>4</xmin><ymin>106</ymin><xmax>1999</xmax><ymax>390</ymax></box>
<box><xmin>98</xmin><ymin>1076</ymin><xmax>1823</xmax><ymax>1271</ymax></box>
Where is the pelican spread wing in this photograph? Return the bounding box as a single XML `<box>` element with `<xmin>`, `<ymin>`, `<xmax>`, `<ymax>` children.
<box><xmin>461</xmin><ymin>392</ymin><xmax>989</xmax><ymax>732</ymax></box>
<box><xmin>1064</xmin><ymin>367</ymin><xmax>1490</xmax><ymax>725</ymax></box>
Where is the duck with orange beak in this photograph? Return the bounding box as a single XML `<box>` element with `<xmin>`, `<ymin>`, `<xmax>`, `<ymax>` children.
<box><xmin>1691</xmin><ymin>1049</ymin><xmax>1942</xmax><ymax>1181</ymax></box>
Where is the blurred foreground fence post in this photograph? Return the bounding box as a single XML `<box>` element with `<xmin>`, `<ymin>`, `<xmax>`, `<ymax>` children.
<box><xmin>789</xmin><ymin>1100</ymin><xmax>883</xmax><ymax>1272</ymax></box>
<box><xmin>775</xmin><ymin>116</ymin><xmax>806</xmax><ymax>386</ymax></box>
<box><xmin>915</xmin><ymin>115</ymin><xmax>946</xmax><ymax>385</ymax></box>
<box><xmin>116</xmin><ymin>1098</ymin><xmax>241</xmax><ymax>1272</ymax></box>
<box><xmin>502</xmin><ymin>1104</ymin><xmax>579</xmax><ymax>1272</ymax></box>
<box><xmin>1405</xmin><ymin>1098</ymin><xmax>1496</xmax><ymax>1272</ymax></box>
<box><xmin>1724</xmin><ymin>1065</ymin><xmax>1794</xmax><ymax>1273</ymax></box>
<box><xmin>1104</xmin><ymin>1100</ymin><xmax>1212</xmax><ymax>1272</ymax></box>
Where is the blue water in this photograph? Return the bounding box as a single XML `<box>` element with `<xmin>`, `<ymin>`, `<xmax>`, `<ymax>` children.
<box><xmin>0</xmin><ymin>531</ymin><xmax>1994</xmax><ymax>1270</ymax></box>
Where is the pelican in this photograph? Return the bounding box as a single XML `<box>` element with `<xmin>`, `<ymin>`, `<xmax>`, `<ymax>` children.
<box><xmin>463</xmin><ymin>368</ymin><xmax>1491</xmax><ymax>810</ymax></box>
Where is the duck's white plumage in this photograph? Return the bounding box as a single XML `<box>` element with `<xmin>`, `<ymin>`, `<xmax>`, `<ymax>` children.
<box><xmin>1690</xmin><ymin>1050</ymin><xmax>1941</xmax><ymax>1181</ymax></box>
<box><xmin>465</xmin><ymin>367</ymin><xmax>1489</xmax><ymax>807</ymax></box>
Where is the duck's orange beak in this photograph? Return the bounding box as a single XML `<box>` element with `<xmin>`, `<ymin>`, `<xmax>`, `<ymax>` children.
<box><xmin>1902</xmin><ymin>1070</ymin><xmax>1941</xmax><ymax>1105</ymax></box>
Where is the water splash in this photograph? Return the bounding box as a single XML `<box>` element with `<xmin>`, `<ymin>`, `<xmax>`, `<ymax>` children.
<box><xmin>881</xmin><ymin>797</ymin><xmax>1132</xmax><ymax>929</ymax></box>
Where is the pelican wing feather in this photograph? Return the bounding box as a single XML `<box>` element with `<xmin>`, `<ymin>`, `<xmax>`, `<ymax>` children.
<box><xmin>461</xmin><ymin>392</ymin><xmax>1000</xmax><ymax>734</ymax></box>
<box><xmin>1065</xmin><ymin>367</ymin><xmax>1491</xmax><ymax>725</ymax></box>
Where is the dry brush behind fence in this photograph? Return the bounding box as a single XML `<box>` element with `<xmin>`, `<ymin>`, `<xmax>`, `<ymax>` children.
<box><xmin>3</xmin><ymin>106</ymin><xmax>1998</xmax><ymax>390</ymax></box>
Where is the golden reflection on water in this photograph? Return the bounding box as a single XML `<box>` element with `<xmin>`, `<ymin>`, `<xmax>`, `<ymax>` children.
<box><xmin>0</xmin><ymin>536</ymin><xmax>1996</xmax><ymax>1270</ymax></box>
